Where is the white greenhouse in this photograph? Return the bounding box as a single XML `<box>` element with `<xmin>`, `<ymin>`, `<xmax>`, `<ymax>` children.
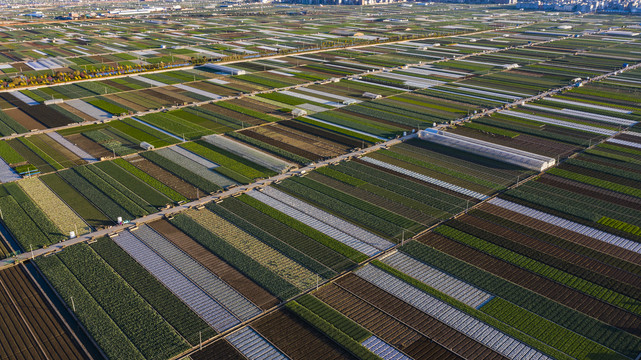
<box><xmin>418</xmin><ymin>129</ymin><xmax>555</xmax><ymax>172</ymax></box>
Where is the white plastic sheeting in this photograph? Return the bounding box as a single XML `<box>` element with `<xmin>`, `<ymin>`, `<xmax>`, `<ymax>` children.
<box><xmin>226</xmin><ymin>327</ymin><xmax>289</xmax><ymax>360</ymax></box>
<box><xmin>451</xmin><ymin>86</ymin><xmax>522</xmax><ymax>100</ymax></box>
<box><xmin>66</xmin><ymin>99</ymin><xmax>112</xmax><ymax>120</ymax></box>
<box><xmin>279</xmin><ymin>90</ymin><xmax>342</xmax><ymax>107</ymax></box>
<box><xmin>131</xmin><ymin>225</ymin><xmax>261</xmax><ymax>321</ymax></box>
<box><xmin>130</xmin><ymin>75</ymin><xmax>167</xmax><ymax>87</ymax></box>
<box><xmin>522</xmin><ymin>104</ymin><xmax>636</xmax><ymax>127</ymax></box>
<box><xmin>156</xmin><ymin>147</ymin><xmax>236</xmax><ymax>188</ymax></box>
<box><xmin>201</xmin><ymin>64</ymin><xmax>246</xmax><ymax>75</ymax></box>
<box><xmin>357</xmin><ymin>265</ymin><xmax>551</xmax><ymax>360</ymax></box>
<box><xmin>202</xmin><ymin>135</ymin><xmax>292</xmax><ymax>173</ymax></box>
<box><xmin>171</xmin><ymin>146</ymin><xmax>219</xmax><ymax>169</ymax></box>
<box><xmin>112</xmin><ymin>231</ymin><xmax>238</xmax><ymax>331</ymax></box>
<box><xmin>375</xmin><ymin>72</ymin><xmax>445</xmax><ymax>88</ymax></box>
<box><xmin>607</xmin><ymin>138</ymin><xmax>641</xmax><ymax>149</ymax></box>
<box><xmin>489</xmin><ymin>198</ymin><xmax>641</xmax><ymax>254</ymax></box>
<box><xmin>263</xmin><ymin>187</ymin><xmax>393</xmax><ymax>251</ymax></box>
<box><xmin>361</xmin><ymin>157</ymin><xmax>488</xmax><ymax>200</ymax></box>
<box><xmin>418</xmin><ymin>129</ymin><xmax>555</xmax><ymax>172</ymax></box>
<box><xmin>0</xmin><ymin>158</ymin><xmax>21</xmax><ymax>183</ymax></box>
<box><xmin>501</xmin><ymin>110</ymin><xmax>617</xmax><ymax>136</ymax></box>
<box><xmin>298</xmin><ymin>87</ymin><xmax>360</xmax><ymax>103</ymax></box>
<box><xmin>47</xmin><ymin>132</ymin><xmax>97</xmax><ymax>163</ymax></box>
<box><xmin>544</xmin><ymin>98</ymin><xmax>633</xmax><ymax>114</ymax></box>
<box><xmin>362</xmin><ymin>336</ymin><xmax>411</xmax><ymax>360</ymax></box>
<box><xmin>247</xmin><ymin>189</ymin><xmax>387</xmax><ymax>257</ymax></box>
<box><xmin>174</xmin><ymin>84</ymin><xmax>221</xmax><ymax>99</ymax></box>
<box><xmin>382</xmin><ymin>252</ymin><xmax>493</xmax><ymax>309</ymax></box>
<box><xmin>10</xmin><ymin>91</ymin><xmax>39</xmax><ymax>106</ymax></box>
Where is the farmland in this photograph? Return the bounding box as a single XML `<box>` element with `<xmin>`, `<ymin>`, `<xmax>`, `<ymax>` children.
<box><xmin>0</xmin><ymin>4</ymin><xmax>638</xmax><ymax>360</ymax></box>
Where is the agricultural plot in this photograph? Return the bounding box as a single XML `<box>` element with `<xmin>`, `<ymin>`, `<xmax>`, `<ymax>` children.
<box><xmin>0</xmin><ymin>264</ymin><xmax>90</xmax><ymax>360</ymax></box>
<box><xmin>0</xmin><ymin>9</ymin><xmax>639</xmax><ymax>360</ymax></box>
<box><xmin>155</xmin><ymin>147</ymin><xmax>236</xmax><ymax>189</ymax></box>
<box><xmin>185</xmin><ymin>206</ymin><xmax>318</xmax><ymax>290</ymax></box>
<box><xmin>18</xmin><ymin>178</ymin><xmax>90</xmax><ymax>236</ymax></box>
<box><xmin>312</xmin><ymin>282</ymin><xmax>462</xmax><ymax>360</ymax></box>
<box><xmin>251</xmin><ymin>309</ymin><xmax>355</xmax><ymax>360</ymax></box>
<box><xmin>202</xmin><ymin>135</ymin><xmax>294</xmax><ymax>173</ymax></box>
<box><xmin>411</xmin><ymin>230</ymin><xmax>641</xmax><ymax>359</ymax></box>
<box><xmin>0</xmin><ymin>183</ymin><xmax>67</xmax><ymax>250</ymax></box>
<box><xmin>131</xmin><ymin>224</ymin><xmax>262</xmax><ymax>322</ymax></box>
<box><xmin>148</xmin><ymin>219</ymin><xmax>280</xmax><ymax>310</ymax></box>
<box><xmin>36</xmin><ymin>244</ymin><xmax>190</xmax><ymax>360</ymax></box>
<box><xmin>248</xmin><ymin>187</ymin><xmax>393</xmax><ymax>257</ymax></box>
<box><xmin>237</xmin><ymin>123</ymin><xmax>351</xmax><ymax>162</ymax></box>
<box><xmin>291</xmin><ymin>157</ymin><xmax>480</xmax><ymax>230</ymax></box>
<box><xmin>110</xmin><ymin>230</ymin><xmax>241</xmax><ymax>332</ymax></box>
<box><xmin>217</xmin><ymin>196</ymin><xmax>357</xmax><ymax>273</ymax></box>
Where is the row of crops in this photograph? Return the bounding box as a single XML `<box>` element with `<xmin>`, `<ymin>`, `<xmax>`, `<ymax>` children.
<box><xmin>0</xmin><ymin>22</ymin><xmax>636</xmax><ymax>181</ymax></box>
<box><xmin>2</xmin><ymin>3</ymin><xmax>537</xmax><ymax>77</ymax></box>
<box><xmin>3</xmin><ymin>115</ymin><xmax>543</xmax><ymax>358</ymax></box>
<box><xmin>0</xmin><ymin>12</ymin><xmax>640</xmax><ymax>360</ymax></box>
<box><xmin>193</xmin><ymin>130</ymin><xmax>641</xmax><ymax>359</ymax></box>
<box><xmin>184</xmin><ymin>41</ymin><xmax>641</xmax><ymax>360</ymax></box>
<box><xmin>0</xmin><ymin>138</ymin><xmax>286</xmax><ymax>253</ymax></box>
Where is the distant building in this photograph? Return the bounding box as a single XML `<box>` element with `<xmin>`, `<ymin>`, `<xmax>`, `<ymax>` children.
<box><xmin>331</xmin><ymin>29</ymin><xmax>365</xmax><ymax>36</ymax></box>
<box><xmin>281</xmin><ymin>0</ymin><xmax>405</xmax><ymax>5</ymax></box>
<box><xmin>23</xmin><ymin>11</ymin><xmax>44</xmax><ymax>18</ymax></box>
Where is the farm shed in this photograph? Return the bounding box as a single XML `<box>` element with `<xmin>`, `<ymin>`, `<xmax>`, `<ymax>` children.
<box><xmin>362</xmin><ymin>92</ymin><xmax>382</xmax><ymax>100</ymax></box>
<box><xmin>201</xmin><ymin>64</ymin><xmax>246</xmax><ymax>75</ymax></box>
<box><xmin>291</xmin><ymin>108</ymin><xmax>307</xmax><ymax>117</ymax></box>
<box><xmin>140</xmin><ymin>141</ymin><xmax>155</xmax><ymax>150</ymax></box>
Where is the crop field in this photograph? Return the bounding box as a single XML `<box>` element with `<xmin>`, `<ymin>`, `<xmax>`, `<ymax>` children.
<box><xmin>0</xmin><ymin>264</ymin><xmax>91</xmax><ymax>360</ymax></box>
<box><xmin>237</xmin><ymin>123</ymin><xmax>352</xmax><ymax>162</ymax></box>
<box><xmin>0</xmin><ymin>6</ymin><xmax>639</xmax><ymax>360</ymax></box>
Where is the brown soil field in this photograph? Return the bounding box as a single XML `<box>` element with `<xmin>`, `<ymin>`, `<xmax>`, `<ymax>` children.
<box><xmin>315</xmin><ymin>282</ymin><xmax>461</xmax><ymax>360</ymax></box>
<box><xmin>335</xmin><ymin>274</ymin><xmax>508</xmax><ymax>360</ymax></box>
<box><xmin>481</xmin><ymin>203</ymin><xmax>641</xmax><ymax>265</ymax></box>
<box><xmin>0</xmin><ymin>265</ymin><xmax>87</xmax><ymax>360</ymax></box>
<box><xmin>4</xmin><ymin>108</ymin><xmax>44</xmax><ymax>131</ymax></box>
<box><xmin>65</xmin><ymin>134</ymin><xmax>112</xmax><ymax>159</ymax></box>
<box><xmin>191</xmin><ymin>339</ymin><xmax>244</xmax><ymax>360</ymax></box>
<box><xmin>253</xmin><ymin>309</ymin><xmax>355</xmax><ymax>360</ymax></box>
<box><xmin>128</xmin><ymin>156</ymin><xmax>200</xmax><ymax>199</ymax></box>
